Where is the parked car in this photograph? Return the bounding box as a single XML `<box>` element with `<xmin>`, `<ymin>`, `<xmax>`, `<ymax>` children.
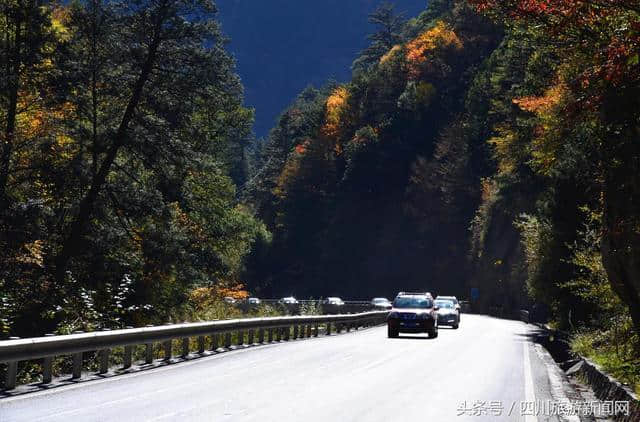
<box><xmin>223</xmin><ymin>296</ymin><xmax>236</xmax><ymax>304</ymax></box>
<box><xmin>247</xmin><ymin>297</ymin><xmax>261</xmax><ymax>305</ymax></box>
<box><xmin>387</xmin><ymin>292</ymin><xmax>438</xmax><ymax>338</ymax></box>
<box><xmin>370</xmin><ymin>297</ymin><xmax>392</xmax><ymax>309</ymax></box>
<box><xmin>280</xmin><ymin>296</ymin><xmax>299</xmax><ymax>305</ymax></box>
<box><xmin>434</xmin><ymin>299</ymin><xmax>460</xmax><ymax>329</ymax></box>
<box><xmin>324</xmin><ymin>297</ymin><xmax>344</xmax><ymax>306</ymax></box>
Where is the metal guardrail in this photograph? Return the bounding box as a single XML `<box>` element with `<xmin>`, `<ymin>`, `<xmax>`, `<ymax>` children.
<box><xmin>0</xmin><ymin>311</ymin><xmax>389</xmax><ymax>391</ymax></box>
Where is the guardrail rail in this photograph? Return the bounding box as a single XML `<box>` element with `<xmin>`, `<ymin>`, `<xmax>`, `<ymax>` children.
<box><xmin>0</xmin><ymin>311</ymin><xmax>389</xmax><ymax>391</ymax></box>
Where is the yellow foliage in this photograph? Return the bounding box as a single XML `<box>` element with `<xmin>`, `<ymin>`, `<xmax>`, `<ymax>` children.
<box><xmin>405</xmin><ymin>21</ymin><xmax>463</xmax><ymax>79</ymax></box>
<box><xmin>488</xmin><ymin>125</ymin><xmax>518</xmax><ymax>175</ymax></box>
<box><xmin>379</xmin><ymin>45</ymin><xmax>402</xmax><ymax>66</ymax></box>
<box><xmin>15</xmin><ymin>240</ymin><xmax>44</xmax><ymax>267</ymax></box>
<box><xmin>322</xmin><ymin>86</ymin><xmax>350</xmax><ymax>138</ymax></box>
<box><xmin>50</xmin><ymin>6</ymin><xmax>72</xmax><ymax>42</ymax></box>
<box><xmin>513</xmin><ymin>82</ymin><xmax>569</xmax><ymax>176</ymax></box>
<box><xmin>273</xmin><ymin>153</ymin><xmax>302</xmax><ymax>199</ymax></box>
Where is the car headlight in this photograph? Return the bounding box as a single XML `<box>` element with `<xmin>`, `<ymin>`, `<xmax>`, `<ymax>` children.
<box><xmin>418</xmin><ymin>313</ymin><xmax>432</xmax><ymax>319</ymax></box>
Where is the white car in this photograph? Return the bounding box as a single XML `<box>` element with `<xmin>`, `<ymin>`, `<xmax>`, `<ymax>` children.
<box><xmin>280</xmin><ymin>296</ymin><xmax>299</xmax><ymax>305</ymax></box>
<box><xmin>324</xmin><ymin>297</ymin><xmax>344</xmax><ymax>306</ymax></box>
<box><xmin>371</xmin><ymin>297</ymin><xmax>392</xmax><ymax>309</ymax></box>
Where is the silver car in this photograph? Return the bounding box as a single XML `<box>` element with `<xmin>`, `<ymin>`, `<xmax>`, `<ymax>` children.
<box><xmin>434</xmin><ymin>299</ymin><xmax>460</xmax><ymax>329</ymax></box>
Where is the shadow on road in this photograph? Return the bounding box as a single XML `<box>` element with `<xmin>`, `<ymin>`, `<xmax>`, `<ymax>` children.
<box><xmin>390</xmin><ymin>335</ymin><xmax>434</xmax><ymax>340</ymax></box>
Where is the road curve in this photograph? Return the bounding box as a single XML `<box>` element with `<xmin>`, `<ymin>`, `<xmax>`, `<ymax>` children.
<box><xmin>0</xmin><ymin>315</ymin><xmax>568</xmax><ymax>421</ymax></box>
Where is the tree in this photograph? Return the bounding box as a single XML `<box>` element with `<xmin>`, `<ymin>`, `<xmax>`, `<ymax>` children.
<box><xmin>352</xmin><ymin>2</ymin><xmax>406</xmax><ymax>73</ymax></box>
<box><xmin>54</xmin><ymin>0</ymin><xmax>239</xmax><ymax>284</ymax></box>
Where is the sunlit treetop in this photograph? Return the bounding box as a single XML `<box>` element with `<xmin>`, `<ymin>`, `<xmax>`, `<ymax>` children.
<box><xmin>404</xmin><ymin>21</ymin><xmax>463</xmax><ymax>79</ymax></box>
<box><xmin>322</xmin><ymin>86</ymin><xmax>350</xmax><ymax>138</ymax></box>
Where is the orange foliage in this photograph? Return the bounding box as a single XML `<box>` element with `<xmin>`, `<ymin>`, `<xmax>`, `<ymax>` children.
<box><xmin>294</xmin><ymin>139</ymin><xmax>311</xmax><ymax>155</ymax></box>
<box><xmin>322</xmin><ymin>86</ymin><xmax>350</xmax><ymax>137</ymax></box>
<box><xmin>171</xmin><ymin>202</ymin><xmax>207</xmax><ymax>243</ymax></box>
<box><xmin>189</xmin><ymin>283</ymin><xmax>249</xmax><ymax>308</ymax></box>
<box><xmin>216</xmin><ymin>284</ymin><xmax>249</xmax><ymax>300</ymax></box>
<box><xmin>512</xmin><ymin>83</ymin><xmax>566</xmax><ymax>114</ymax></box>
<box><xmin>405</xmin><ymin>21</ymin><xmax>463</xmax><ymax>79</ymax></box>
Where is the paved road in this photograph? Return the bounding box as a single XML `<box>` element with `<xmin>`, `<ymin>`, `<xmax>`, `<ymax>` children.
<box><xmin>0</xmin><ymin>315</ymin><xmax>575</xmax><ymax>422</ymax></box>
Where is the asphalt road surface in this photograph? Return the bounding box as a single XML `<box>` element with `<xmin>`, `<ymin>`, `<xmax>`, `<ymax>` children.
<box><xmin>0</xmin><ymin>315</ymin><xmax>577</xmax><ymax>422</ymax></box>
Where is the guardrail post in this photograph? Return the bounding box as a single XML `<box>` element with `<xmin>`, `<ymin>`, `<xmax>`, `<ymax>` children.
<box><xmin>248</xmin><ymin>329</ymin><xmax>254</xmax><ymax>345</ymax></box>
<box><xmin>144</xmin><ymin>326</ymin><xmax>154</xmax><ymax>364</ymax></box>
<box><xmin>72</xmin><ymin>331</ymin><xmax>83</xmax><ymax>379</ymax></box>
<box><xmin>123</xmin><ymin>345</ymin><xmax>133</xmax><ymax>369</ymax></box>
<box><xmin>98</xmin><ymin>328</ymin><xmax>111</xmax><ymax>374</ymax></box>
<box><xmin>123</xmin><ymin>327</ymin><xmax>134</xmax><ymax>369</ymax></box>
<box><xmin>224</xmin><ymin>332</ymin><xmax>232</xmax><ymax>349</ymax></box>
<box><xmin>163</xmin><ymin>340</ymin><xmax>172</xmax><ymax>361</ymax></box>
<box><xmin>258</xmin><ymin>328</ymin><xmax>265</xmax><ymax>344</ymax></box>
<box><xmin>306</xmin><ymin>325</ymin><xmax>311</xmax><ymax>338</ymax></box>
<box><xmin>284</xmin><ymin>326</ymin><xmax>290</xmax><ymax>341</ymax></box>
<box><xmin>236</xmin><ymin>330</ymin><xmax>244</xmax><ymax>346</ymax></box>
<box><xmin>198</xmin><ymin>336</ymin><xmax>205</xmax><ymax>354</ymax></box>
<box><xmin>5</xmin><ymin>362</ymin><xmax>17</xmax><ymax>390</ymax></box>
<box><xmin>181</xmin><ymin>337</ymin><xmax>190</xmax><ymax>358</ymax></box>
<box><xmin>268</xmin><ymin>328</ymin><xmax>273</xmax><ymax>342</ymax></box>
<box><xmin>346</xmin><ymin>322</ymin><xmax>351</xmax><ymax>333</ymax></box>
<box><xmin>4</xmin><ymin>337</ymin><xmax>19</xmax><ymax>390</ymax></box>
<box><xmin>293</xmin><ymin>325</ymin><xmax>299</xmax><ymax>339</ymax></box>
<box><xmin>211</xmin><ymin>333</ymin><xmax>219</xmax><ymax>351</ymax></box>
<box><xmin>42</xmin><ymin>333</ymin><xmax>55</xmax><ymax>384</ymax></box>
<box><xmin>314</xmin><ymin>323</ymin><xmax>319</xmax><ymax>337</ymax></box>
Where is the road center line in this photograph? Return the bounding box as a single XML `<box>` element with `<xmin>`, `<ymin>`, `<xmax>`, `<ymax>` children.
<box><xmin>523</xmin><ymin>341</ymin><xmax>538</xmax><ymax>422</ymax></box>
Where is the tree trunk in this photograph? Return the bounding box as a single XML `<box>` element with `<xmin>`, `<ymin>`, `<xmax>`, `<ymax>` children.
<box><xmin>0</xmin><ymin>11</ymin><xmax>22</xmax><ymax>204</ymax></box>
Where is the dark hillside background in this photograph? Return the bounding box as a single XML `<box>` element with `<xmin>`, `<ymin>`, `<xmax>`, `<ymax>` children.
<box><xmin>218</xmin><ymin>0</ymin><xmax>427</xmax><ymax>137</ymax></box>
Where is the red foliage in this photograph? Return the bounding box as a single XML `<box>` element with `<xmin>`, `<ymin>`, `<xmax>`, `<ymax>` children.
<box><xmin>467</xmin><ymin>0</ymin><xmax>640</xmax><ymax>88</ymax></box>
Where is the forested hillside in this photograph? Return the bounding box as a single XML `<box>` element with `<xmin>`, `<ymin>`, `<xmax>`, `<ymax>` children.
<box><xmin>244</xmin><ymin>0</ymin><xmax>640</xmax><ymax>382</ymax></box>
<box><xmin>244</xmin><ymin>1</ymin><xmax>501</xmax><ymax>299</ymax></box>
<box><xmin>0</xmin><ymin>0</ymin><xmax>267</xmax><ymax>337</ymax></box>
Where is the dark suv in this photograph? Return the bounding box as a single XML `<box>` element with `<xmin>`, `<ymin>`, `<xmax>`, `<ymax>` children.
<box><xmin>387</xmin><ymin>292</ymin><xmax>439</xmax><ymax>338</ymax></box>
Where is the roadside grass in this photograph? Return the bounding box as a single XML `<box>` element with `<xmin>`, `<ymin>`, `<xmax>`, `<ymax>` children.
<box><xmin>571</xmin><ymin>318</ymin><xmax>640</xmax><ymax>396</ymax></box>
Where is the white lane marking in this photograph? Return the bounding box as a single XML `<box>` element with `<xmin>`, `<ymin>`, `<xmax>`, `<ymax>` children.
<box><xmin>534</xmin><ymin>344</ymin><xmax>580</xmax><ymax>422</ymax></box>
<box><xmin>523</xmin><ymin>342</ymin><xmax>538</xmax><ymax>422</ymax></box>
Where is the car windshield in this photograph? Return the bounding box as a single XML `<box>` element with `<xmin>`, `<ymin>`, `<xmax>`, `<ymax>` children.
<box><xmin>373</xmin><ymin>298</ymin><xmax>388</xmax><ymax>303</ymax></box>
<box><xmin>435</xmin><ymin>300</ymin><xmax>454</xmax><ymax>309</ymax></box>
<box><xmin>439</xmin><ymin>297</ymin><xmax>458</xmax><ymax>304</ymax></box>
<box><xmin>393</xmin><ymin>297</ymin><xmax>432</xmax><ymax>309</ymax></box>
